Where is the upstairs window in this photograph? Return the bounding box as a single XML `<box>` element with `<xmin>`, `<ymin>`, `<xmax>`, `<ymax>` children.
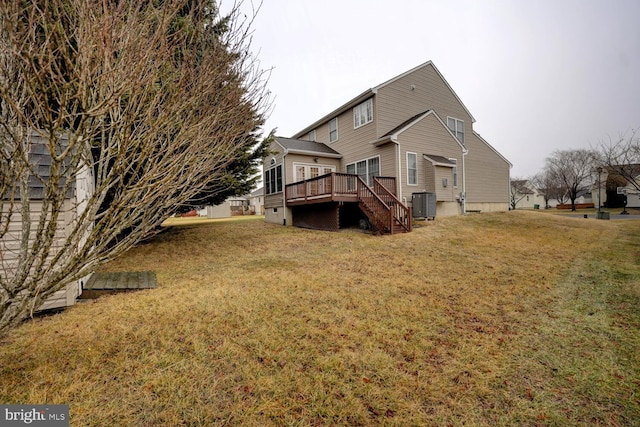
<box><xmin>329</xmin><ymin>118</ymin><xmax>338</xmax><ymax>142</ymax></box>
<box><xmin>447</xmin><ymin>117</ymin><xmax>464</xmax><ymax>145</ymax></box>
<box><xmin>353</xmin><ymin>99</ymin><xmax>373</xmax><ymax>128</ymax></box>
<box><xmin>346</xmin><ymin>156</ymin><xmax>380</xmax><ymax>186</ymax></box>
<box><xmin>307</xmin><ymin>130</ymin><xmax>316</xmax><ymax>141</ymax></box>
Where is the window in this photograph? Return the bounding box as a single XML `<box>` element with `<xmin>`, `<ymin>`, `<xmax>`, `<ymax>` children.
<box><xmin>447</xmin><ymin>117</ymin><xmax>464</xmax><ymax>145</ymax></box>
<box><xmin>307</xmin><ymin>130</ymin><xmax>316</xmax><ymax>141</ymax></box>
<box><xmin>353</xmin><ymin>99</ymin><xmax>373</xmax><ymax>128</ymax></box>
<box><xmin>265</xmin><ymin>164</ymin><xmax>282</xmax><ymax>195</ymax></box>
<box><xmin>294</xmin><ymin>163</ymin><xmax>336</xmax><ymax>182</ymax></box>
<box><xmin>329</xmin><ymin>118</ymin><xmax>338</xmax><ymax>142</ymax></box>
<box><xmin>346</xmin><ymin>156</ymin><xmax>380</xmax><ymax>186</ymax></box>
<box><xmin>449</xmin><ymin>158</ymin><xmax>458</xmax><ymax>187</ymax></box>
<box><xmin>407</xmin><ymin>152</ymin><xmax>417</xmax><ymax>185</ymax></box>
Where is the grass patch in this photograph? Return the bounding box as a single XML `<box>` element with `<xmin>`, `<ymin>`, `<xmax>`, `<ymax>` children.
<box><xmin>1</xmin><ymin>212</ymin><xmax>638</xmax><ymax>425</ymax></box>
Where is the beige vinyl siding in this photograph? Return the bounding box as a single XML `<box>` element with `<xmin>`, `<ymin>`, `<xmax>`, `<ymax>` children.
<box><xmin>376</xmin><ymin>63</ymin><xmax>473</xmax><ymax>140</ymax></box>
<box><xmin>1</xmin><ymin>199</ymin><xmax>81</xmax><ymax>310</ymax></box>
<box><xmin>395</xmin><ymin>113</ymin><xmax>463</xmax><ymax>202</ymax></box>
<box><xmin>465</xmin><ymin>133</ymin><xmax>510</xmax><ymax>203</ymax></box>
<box><xmin>263</xmin><ymin>140</ymin><xmax>285</xmax><ymax>209</ymax></box>
<box><xmin>1</xmin><ymin>200</ymin><xmax>74</xmax><ymax>266</ymax></box>
<box><xmin>284</xmin><ymin>154</ymin><xmax>341</xmax><ymax>183</ymax></box>
<box><xmin>312</xmin><ymin>98</ymin><xmax>379</xmax><ymax>168</ymax></box>
<box><xmin>434</xmin><ymin>167</ymin><xmax>456</xmax><ymax>201</ymax></box>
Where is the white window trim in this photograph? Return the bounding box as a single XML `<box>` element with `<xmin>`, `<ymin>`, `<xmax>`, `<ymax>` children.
<box><xmin>265</xmin><ymin>164</ymin><xmax>283</xmax><ymax>195</ymax></box>
<box><xmin>407</xmin><ymin>152</ymin><xmax>418</xmax><ymax>186</ymax></box>
<box><xmin>353</xmin><ymin>99</ymin><xmax>373</xmax><ymax>129</ymax></box>
<box><xmin>293</xmin><ymin>162</ymin><xmax>336</xmax><ymax>182</ymax></box>
<box><xmin>329</xmin><ymin>118</ymin><xmax>338</xmax><ymax>143</ymax></box>
<box><xmin>446</xmin><ymin>116</ymin><xmax>464</xmax><ymax>145</ymax></box>
<box><xmin>448</xmin><ymin>158</ymin><xmax>458</xmax><ymax>188</ymax></box>
<box><xmin>345</xmin><ymin>155</ymin><xmax>381</xmax><ymax>186</ymax></box>
<box><xmin>307</xmin><ymin>129</ymin><xmax>316</xmax><ymax>142</ymax></box>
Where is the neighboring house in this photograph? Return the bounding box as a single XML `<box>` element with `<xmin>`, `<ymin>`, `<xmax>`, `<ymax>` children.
<box><xmin>602</xmin><ymin>165</ymin><xmax>639</xmax><ymax>208</ymax></box>
<box><xmin>511</xmin><ymin>179</ymin><xmax>539</xmax><ymax>209</ymax></box>
<box><xmin>1</xmin><ymin>131</ymin><xmax>93</xmax><ymax>310</ymax></box>
<box><xmin>263</xmin><ymin>61</ymin><xmax>511</xmax><ymax>233</ymax></box>
<box><xmin>249</xmin><ymin>187</ymin><xmax>264</xmax><ymax>215</ymax></box>
<box><xmin>205</xmin><ymin>192</ymin><xmax>262</xmax><ymax>218</ymax></box>
<box><xmin>626</xmin><ymin>177</ymin><xmax>640</xmax><ymax>207</ymax></box>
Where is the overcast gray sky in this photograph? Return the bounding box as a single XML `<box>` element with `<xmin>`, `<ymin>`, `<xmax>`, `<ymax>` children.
<box><xmin>231</xmin><ymin>0</ymin><xmax>640</xmax><ymax>177</ymax></box>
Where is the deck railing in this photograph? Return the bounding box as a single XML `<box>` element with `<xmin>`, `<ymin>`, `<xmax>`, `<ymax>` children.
<box><xmin>373</xmin><ymin>177</ymin><xmax>412</xmax><ymax>233</ymax></box>
<box><xmin>357</xmin><ymin>177</ymin><xmax>393</xmax><ymax>233</ymax></box>
<box><xmin>285</xmin><ymin>173</ymin><xmax>411</xmax><ymax>234</ymax></box>
<box><xmin>285</xmin><ymin>173</ymin><xmax>358</xmax><ymax>201</ymax></box>
<box><xmin>374</xmin><ymin>176</ymin><xmax>397</xmax><ymax>196</ymax></box>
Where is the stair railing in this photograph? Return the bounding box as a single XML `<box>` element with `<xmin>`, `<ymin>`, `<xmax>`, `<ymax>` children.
<box><xmin>373</xmin><ymin>177</ymin><xmax>412</xmax><ymax>233</ymax></box>
<box><xmin>357</xmin><ymin>177</ymin><xmax>392</xmax><ymax>233</ymax></box>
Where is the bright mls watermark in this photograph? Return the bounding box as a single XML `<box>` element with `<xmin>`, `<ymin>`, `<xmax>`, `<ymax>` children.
<box><xmin>1</xmin><ymin>405</ymin><xmax>69</xmax><ymax>426</ymax></box>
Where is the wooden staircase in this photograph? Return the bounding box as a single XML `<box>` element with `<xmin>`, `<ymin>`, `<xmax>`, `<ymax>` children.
<box><xmin>357</xmin><ymin>177</ymin><xmax>412</xmax><ymax>234</ymax></box>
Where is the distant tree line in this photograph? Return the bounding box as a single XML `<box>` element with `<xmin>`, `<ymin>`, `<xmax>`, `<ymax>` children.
<box><xmin>511</xmin><ymin>130</ymin><xmax>639</xmax><ymax>211</ymax></box>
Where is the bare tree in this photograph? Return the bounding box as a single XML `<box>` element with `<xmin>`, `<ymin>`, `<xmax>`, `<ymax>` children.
<box><xmin>544</xmin><ymin>149</ymin><xmax>597</xmax><ymax>211</ymax></box>
<box><xmin>597</xmin><ymin>129</ymin><xmax>640</xmax><ymax>194</ymax></box>
<box><xmin>509</xmin><ymin>178</ymin><xmax>532</xmax><ymax>210</ymax></box>
<box><xmin>0</xmin><ymin>0</ymin><xmax>271</xmax><ymax>335</ymax></box>
<box><xmin>530</xmin><ymin>169</ymin><xmax>565</xmax><ymax>208</ymax></box>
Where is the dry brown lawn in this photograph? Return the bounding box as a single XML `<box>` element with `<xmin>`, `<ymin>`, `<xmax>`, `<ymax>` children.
<box><xmin>1</xmin><ymin>212</ymin><xmax>638</xmax><ymax>426</ymax></box>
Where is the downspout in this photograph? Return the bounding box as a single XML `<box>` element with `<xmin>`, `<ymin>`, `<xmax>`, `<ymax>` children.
<box><xmin>396</xmin><ymin>140</ymin><xmax>403</xmax><ymax>202</ymax></box>
<box><xmin>462</xmin><ymin>147</ymin><xmax>468</xmax><ymax>214</ymax></box>
<box><xmin>282</xmin><ymin>151</ymin><xmax>287</xmax><ymax>225</ymax></box>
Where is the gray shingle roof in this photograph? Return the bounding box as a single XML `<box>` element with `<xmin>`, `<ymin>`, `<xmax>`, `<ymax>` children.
<box><xmin>7</xmin><ymin>135</ymin><xmax>75</xmax><ymax>200</ymax></box>
<box><xmin>382</xmin><ymin>111</ymin><xmax>431</xmax><ymax>138</ymax></box>
<box><xmin>275</xmin><ymin>137</ymin><xmax>341</xmax><ymax>157</ymax></box>
<box><xmin>423</xmin><ymin>154</ymin><xmax>457</xmax><ymax>166</ymax></box>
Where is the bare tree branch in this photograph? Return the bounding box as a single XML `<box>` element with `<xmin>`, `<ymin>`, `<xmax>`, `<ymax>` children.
<box><xmin>0</xmin><ymin>0</ymin><xmax>271</xmax><ymax>335</ymax></box>
<box><xmin>544</xmin><ymin>149</ymin><xmax>597</xmax><ymax>211</ymax></box>
<box><xmin>596</xmin><ymin>129</ymin><xmax>640</xmax><ymax>193</ymax></box>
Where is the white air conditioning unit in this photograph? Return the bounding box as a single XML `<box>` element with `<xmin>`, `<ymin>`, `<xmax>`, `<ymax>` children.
<box><xmin>442</xmin><ymin>178</ymin><xmax>448</xmax><ymax>187</ymax></box>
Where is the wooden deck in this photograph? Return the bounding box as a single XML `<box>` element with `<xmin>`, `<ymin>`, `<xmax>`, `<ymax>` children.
<box><xmin>80</xmin><ymin>271</ymin><xmax>157</xmax><ymax>299</ymax></box>
<box><xmin>285</xmin><ymin>173</ymin><xmax>412</xmax><ymax>234</ymax></box>
<box><xmin>285</xmin><ymin>172</ymin><xmax>359</xmax><ymax>206</ymax></box>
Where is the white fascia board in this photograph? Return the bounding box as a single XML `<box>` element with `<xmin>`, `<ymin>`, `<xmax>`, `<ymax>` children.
<box><xmin>422</xmin><ymin>154</ymin><xmax>457</xmax><ymax>168</ymax></box>
<box><xmin>426</xmin><ymin>110</ymin><xmax>468</xmax><ymax>152</ymax></box>
<box><xmin>292</xmin><ymin>90</ymin><xmax>374</xmax><ymax>139</ymax></box>
<box><xmin>472</xmin><ymin>131</ymin><xmax>512</xmax><ymax>167</ymax></box>
<box><xmin>285</xmin><ymin>149</ymin><xmax>342</xmax><ymax>159</ymax></box>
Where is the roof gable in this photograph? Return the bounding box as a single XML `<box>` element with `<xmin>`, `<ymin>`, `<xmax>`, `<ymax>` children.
<box><xmin>274</xmin><ymin>137</ymin><xmax>342</xmax><ymax>158</ymax></box>
<box><xmin>374</xmin><ymin>110</ymin><xmax>465</xmax><ymax>151</ymax></box>
<box><xmin>471</xmin><ymin>131</ymin><xmax>512</xmax><ymax>167</ymax></box>
<box><xmin>374</xmin><ymin>61</ymin><xmax>475</xmax><ymax>123</ymax></box>
<box><xmin>293</xmin><ymin>60</ymin><xmax>476</xmax><ymax>138</ymax></box>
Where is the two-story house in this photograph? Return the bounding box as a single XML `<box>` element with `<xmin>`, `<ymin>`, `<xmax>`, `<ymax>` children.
<box><xmin>263</xmin><ymin>61</ymin><xmax>511</xmax><ymax>233</ymax></box>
